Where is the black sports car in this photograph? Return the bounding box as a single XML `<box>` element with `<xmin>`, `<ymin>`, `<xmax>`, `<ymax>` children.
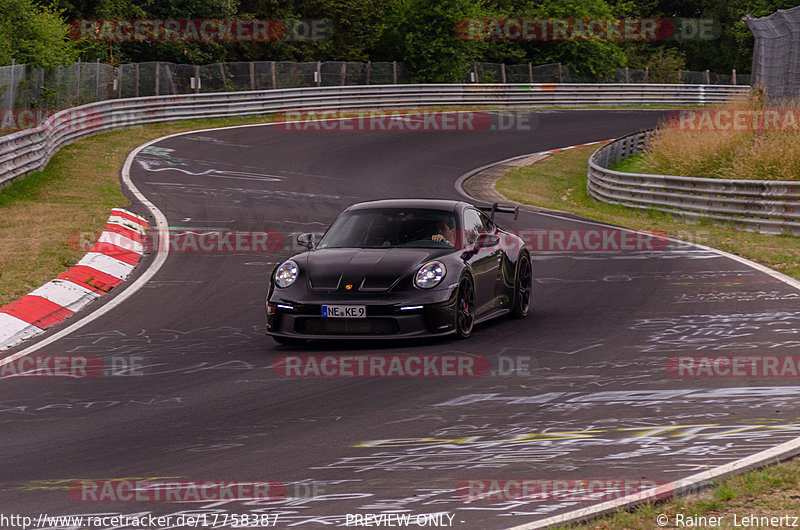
<box><xmin>266</xmin><ymin>199</ymin><xmax>532</xmax><ymax>343</ymax></box>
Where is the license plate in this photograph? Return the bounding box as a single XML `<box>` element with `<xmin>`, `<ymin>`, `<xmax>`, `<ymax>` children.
<box><xmin>322</xmin><ymin>305</ymin><xmax>366</xmax><ymax>318</ymax></box>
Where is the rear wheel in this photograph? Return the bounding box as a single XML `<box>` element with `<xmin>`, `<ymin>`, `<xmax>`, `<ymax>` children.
<box><xmin>511</xmin><ymin>252</ymin><xmax>532</xmax><ymax>318</ymax></box>
<box><xmin>455</xmin><ymin>275</ymin><xmax>476</xmax><ymax>339</ymax></box>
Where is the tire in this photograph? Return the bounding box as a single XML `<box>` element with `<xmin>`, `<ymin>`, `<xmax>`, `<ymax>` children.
<box><xmin>273</xmin><ymin>335</ymin><xmax>307</xmax><ymax>346</ymax></box>
<box><xmin>454</xmin><ymin>275</ymin><xmax>476</xmax><ymax>339</ymax></box>
<box><xmin>511</xmin><ymin>252</ymin><xmax>532</xmax><ymax>319</ymax></box>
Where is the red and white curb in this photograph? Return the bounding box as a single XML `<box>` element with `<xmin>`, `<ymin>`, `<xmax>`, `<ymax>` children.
<box><xmin>0</xmin><ymin>208</ymin><xmax>147</xmax><ymax>353</ymax></box>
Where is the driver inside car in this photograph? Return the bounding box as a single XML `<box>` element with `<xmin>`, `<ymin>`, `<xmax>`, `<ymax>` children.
<box><xmin>431</xmin><ymin>218</ymin><xmax>455</xmax><ymax>246</ymax></box>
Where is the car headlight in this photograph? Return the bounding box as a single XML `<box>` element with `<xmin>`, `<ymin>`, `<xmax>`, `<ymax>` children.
<box><xmin>274</xmin><ymin>260</ymin><xmax>299</xmax><ymax>288</ymax></box>
<box><xmin>414</xmin><ymin>260</ymin><xmax>446</xmax><ymax>289</ymax></box>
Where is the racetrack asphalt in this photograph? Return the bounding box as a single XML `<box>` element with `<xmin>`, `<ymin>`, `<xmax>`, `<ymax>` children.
<box><xmin>2</xmin><ymin>110</ymin><xmax>800</xmax><ymax>529</ymax></box>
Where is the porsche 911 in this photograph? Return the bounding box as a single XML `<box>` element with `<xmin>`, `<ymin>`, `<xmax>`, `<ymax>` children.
<box><xmin>265</xmin><ymin>199</ymin><xmax>532</xmax><ymax>343</ymax></box>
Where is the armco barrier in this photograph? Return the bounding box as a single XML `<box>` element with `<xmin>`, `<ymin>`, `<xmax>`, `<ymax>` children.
<box><xmin>0</xmin><ymin>83</ymin><xmax>749</xmax><ymax>189</ymax></box>
<box><xmin>587</xmin><ymin>129</ymin><xmax>800</xmax><ymax>235</ymax></box>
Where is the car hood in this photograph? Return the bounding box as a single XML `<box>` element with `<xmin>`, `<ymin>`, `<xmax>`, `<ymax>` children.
<box><xmin>304</xmin><ymin>248</ymin><xmax>446</xmax><ymax>292</ymax></box>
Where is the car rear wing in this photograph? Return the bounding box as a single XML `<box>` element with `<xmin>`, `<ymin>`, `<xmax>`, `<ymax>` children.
<box><xmin>478</xmin><ymin>203</ymin><xmax>519</xmax><ymax>221</ymax></box>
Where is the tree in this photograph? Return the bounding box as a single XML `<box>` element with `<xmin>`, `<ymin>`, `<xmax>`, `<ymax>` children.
<box><xmin>375</xmin><ymin>0</ymin><xmax>491</xmax><ymax>82</ymax></box>
<box><xmin>0</xmin><ymin>0</ymin><xmax>76</xmax><ymax>67</ymax></box>
<box><xmin>512</xmin><ymin>0</ymin><xmax>631</xmax><ymax>79</ymax></box>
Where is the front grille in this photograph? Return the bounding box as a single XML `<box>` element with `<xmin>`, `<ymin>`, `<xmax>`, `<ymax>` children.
<box><xmin>295</xmin><ymin>317</ymin><xmax>399</xmax><ymax>335</ymax></box>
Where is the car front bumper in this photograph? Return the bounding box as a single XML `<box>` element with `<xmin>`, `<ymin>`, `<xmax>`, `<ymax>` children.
<box><xmin>266</xmin><ymin>287</ymin><xmax>459</xmax><ymax>340</ymax></box>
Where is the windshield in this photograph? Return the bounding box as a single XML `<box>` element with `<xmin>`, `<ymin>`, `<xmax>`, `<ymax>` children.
<box><xmin>317</xmin><ymin>208</ymin><xmax>459</xmax><ymax>249</ymax></box>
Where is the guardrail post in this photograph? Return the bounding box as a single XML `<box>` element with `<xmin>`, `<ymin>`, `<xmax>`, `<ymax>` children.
<box><xmin>95</xmin><ymin>59</ymin><xmax>101</xmax><ymax>99</ymax></box>
<box><xmin>501</xmin><ymin>64</ymin><xmax>506</xmax><ymax>84</ymax></box>
<box><xmin>366</xmin><ymin>61</ymin><xmax>371</xmax><ymax>85</ymax></box>
<box><xmin>166</xmin><ymin>65</ymin><xmax>177</xmax><ymax>94</ymax></box>
<box><xmin>392</xmin><ymin>61</ymin><xmax>397</xmax><ymax>84</ymax></box>
<box><xmin>558</xmin><ymin>62</ymin><xmax>562</xmax><ymax>83</ymax></box>
<box><xmin>678</xmin><ymin>69</ymin><xmax>682</xmax><ymax>83</ymax></box>
<box><xmin>270</xmin><ymin>61</ymin><xmax>276</xmax><ymax>89</ymax></box>
<box><xmin>218</xmin><ymin>63</ymin><xmax>225</xmax><ymax>90</ymax></box>
<box><xmin>340</xmin><ymin>62</ymin><xmax>346</xmax><ymax>86</ymax></box>
<box><xmin>644</xmin><ymin>66</ymin><xmax>649</xmax><ymax>83</ymax></box>
<box><xmin>194</xmin><ymin>65</ymin><xmax>200</xmax><ymax>94</ymax></box>
<box><xmin>117</xmin><ymin>66</ymin><xmax>122</xmax><ymax>98</ymax></box>
<box><xmin>705</xmin><ymin>69</ymin><xmax>710</xmax><ymax>84</ymax></box>
<box><xmin>732</xmin><ymin>68</ymin><xmax>737</xmax><ymax>85</ymax></box>
<box><xmin>155</xmin><ymin>62</ymin><xmax>160</xmax><ymax>96</ymax></box>
<box><xmin>56</xmin><ymin>64</ymin><xmax>62</xmax><ymax>107</ymax></box>
<box><xmin>8</xmin><ymin>59</ymin><xmax>15</xmax><ymax>108</ymax></box>
<box><xmin>624</xmin><ymin>67</ymin><xmax>629</xmax><ymax>83</ymax></box>
<box><xmin>316</xmin><ymin>61</ymin><xmax>321</xmax><ymax>87</ymax></box>
<box><xmin>134</xmin><ymin>63</ymin><xmax>139</xmax><ymax>97</ymax></box>
<box><xmin>528</xmin><ymin>62</ymin><xmax>533</xmax><ymax>83</ymax></box>
<box><xmin>473</xmin><ymin>62</ymin><xmax>478</xmax><ymax>83</ymax></box>
<box><xmin>77</xmin><ymin>58</ymin><xmax>81</xmax><ymax>103</ymax></box>
<box><xmin>250</xmin><ymin>62</ymin><xmax>255</xmax><ymax>90</ymax></box>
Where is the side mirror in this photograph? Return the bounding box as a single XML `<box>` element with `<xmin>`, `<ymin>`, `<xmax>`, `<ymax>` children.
<box><xmin>297</xmin><ymin>233</ymin><xmax>315</xmax><ymax>249</ymax></box>
<box><xmin>475</xmin><ymin>232</ymin><xmax>499</xmax><ymax>248</ymax></box>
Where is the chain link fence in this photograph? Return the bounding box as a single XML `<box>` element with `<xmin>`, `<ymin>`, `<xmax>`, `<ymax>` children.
<box><xmin>0</xmin><ymin>60</ymin><xmax>118</xmax><ymax>110</ymax></box>
<box><xmin>469</xmin><ymin>62</ymin><xmax>750</xmax><ymax>85</ymax></box>
<box><xmin>745</xmin><ymin>5</ymin><xmax>800</xmax><ymax>101</ymax></box>
<box><xmin>0</xmin><ymin>59</ymin><xmax>748</xmax><ymax>125</ymax></box>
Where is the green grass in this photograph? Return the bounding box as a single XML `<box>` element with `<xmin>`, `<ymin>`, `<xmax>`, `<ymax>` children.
<box><xmin>610</xmin><ymin>153</ymin><xmax>647</xmax><ymax>174</ymax></box>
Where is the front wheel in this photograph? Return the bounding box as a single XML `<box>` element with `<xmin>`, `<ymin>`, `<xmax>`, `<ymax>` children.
<box><xmin>511</xmin><ymin>252</ymin><xmax>532</xmax><ymax>319</ymax></box>
<box><xmin>454</xmin><ymin>275</ymin><xmax>476</xmax><ymax>339</ymax></box>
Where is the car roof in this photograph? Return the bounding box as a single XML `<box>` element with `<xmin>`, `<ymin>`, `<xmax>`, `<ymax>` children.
<box><xmin>346</xmin><ymin>199</ymin><xmax>469</xmax><ymax>212</ymax></box>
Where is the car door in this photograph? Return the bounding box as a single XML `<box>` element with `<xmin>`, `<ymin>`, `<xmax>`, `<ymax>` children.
<box><xmin>462</xmin><ymin>208</ymin><xmax>501</xmax><ymax>316</ymax></box>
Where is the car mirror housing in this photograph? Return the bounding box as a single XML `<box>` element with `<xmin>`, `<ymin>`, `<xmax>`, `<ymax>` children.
<box><xmin>297</xmin><ymin>232</ymin><xmax>315</xmax><ymax>249</ymax></box>
<box><xmin>475</xmin><ymin>232</ymin><xmax>499</xmax><ymax>248</ymax></box>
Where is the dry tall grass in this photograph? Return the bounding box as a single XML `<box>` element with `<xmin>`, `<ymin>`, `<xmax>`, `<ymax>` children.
<box><xmin>643</xmin><ymin>90</ymin><xmax>800</xmax><ymax>181</ymax></box>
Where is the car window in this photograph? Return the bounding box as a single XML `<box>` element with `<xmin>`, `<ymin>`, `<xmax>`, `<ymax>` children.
<box><xmin>479</xmin><ymin>211</ymin><xmax>496</xmax><ymax>231</ymax></box>
<box><xmin>318</xmin><ymin>208</ymin><xmax>458</xmax><ymax>249</ymax></box>
<box><xmin>463</xmin><ymin>208</ymin><xmax>492</xmax><ymax>246</ymax></box>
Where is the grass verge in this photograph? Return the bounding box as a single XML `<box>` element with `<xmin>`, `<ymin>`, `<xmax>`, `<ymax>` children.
<box><xmin>497</xmin><ymin>145</ymin><xmax>800</xmax><ymax>528</ymax></box>
<box><xmin>641</xmin><ymin>91</ymin><xmax>800</xmax><ymax>180</ymax></box>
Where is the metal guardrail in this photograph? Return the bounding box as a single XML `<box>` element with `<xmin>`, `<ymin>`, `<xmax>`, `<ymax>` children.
<box><xmin>587</xmin><ymin>129</ymin><xmax>800</xmax><ymax>236</ymax></box>
<box><xmin>0</xmin><ymin>83</ymin><xmax>750</xmax><ymax>190</ymax></box>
